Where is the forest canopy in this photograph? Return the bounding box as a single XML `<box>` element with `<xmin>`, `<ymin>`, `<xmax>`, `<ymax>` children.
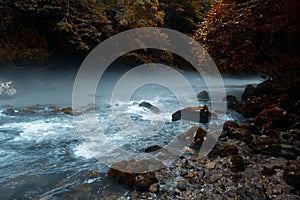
<box><xmin>0</xmin><ymin>0</ymin><xmax>299</xmax><ymax>88</ymax></box>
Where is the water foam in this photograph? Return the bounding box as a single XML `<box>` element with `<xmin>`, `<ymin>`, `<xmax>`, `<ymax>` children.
<box><xmin>0</xmin><ymin>119</ymin><xmax>73</xmax><ymax>142</ymax></box>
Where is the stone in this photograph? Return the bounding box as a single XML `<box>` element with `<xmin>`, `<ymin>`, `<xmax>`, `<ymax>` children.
<box><xmin>149</xmin><ymin>183</ymin><xmax>159</xmax><ymax>193</ymax></box>
<box><xmin>130</xmin><ymin>191</ymin><xmax>139</xmax><ymax>199</ymax></box>
<box><xmin>208</xmin><ymin>144</ymin><xmax>239</xmax><ymax>158</ymax></box>
<box><xmin>224</xmin><ymin>126</ymin><xmax>253</xmax><ymax>144</ymax></box>
<box><xmin>107</xmin><ymin>159</ymin><xmax>163</xmax><ymax>191</ymax></box>
<box><xmin>0</xmin><ymin>81</ymin><xmax>16</xmax><ymax>97</ymax></box>
<box><xmin>242</xmin><ymin>84</ymin><xmax>256</xmax><ymax>101</ymax></box>
<box><xmin>255</xmin><ymin>80</ymin><xmax>277</xmax><ymax>97</ymax></box>
<box><xmin>249</xmin><ymin>136</ymin><xmax>278</xmax><ymax>154</ymax></box>
<box><xmin>205</xmin><ymin>161</ymin><xmax>215</xmax><ymax>169</ymax></box>
<box><xmin>283</xmin><ymin>161</ymin><xmax>300</xmax><ymax>189</ymax></box>
<box><xmin>256</xmin><ymin>104</ymin><xmax>293</xmax><ymax>129</ymax></box>
<box><xmin>235</xmin><ymin>96</ymin><xmax>268</xmax><ymax>118</ymax></box>
<box><xmin>172</xmin><ymin>105</ymin><xmax>212</xmax><ymax>123</ymax></box>
<box><xmin>145</xmin><ymin>145</ymin><xmax>162</xmax><ymax>153</ymax></box>
<box><xmin>2</xmin><ymin>108</ymin><xmax>16</xmax><ymax>115</ymax></box>
<box><xmin>261</xmin><ymin>167</ymin><xmax>277</xmax><ymax>176</ymax></box>
<box><xmin>224</xmin><ymin>95</ymin><xmax>238</xmax><ymax>102</ymax></box>
<box><xmin>223</xmin><ymin>121</ymin><xmax>240</xmax><ymax>131</ymax></box>
<box><xmin>193</xmin><ymin>126</ymin><xmax>208</xmax><ymax>147</ymax></box>
<box><xmin>230</xmin><ymin>155</ymin><xmax>245</xmax><ymax>171</ymax></box>
<box><xmin>88</xmin><ymin>170</ymin><xmax>101</xmax><ymax>178</ymax></box>
<box><xmin>62</xmin><ymin>107</ymin><xmax>73</xmax><ymax>115</ymax></box>
<box><xmin>177</xmin><ymin>126</ymin><xmax>208</xmax><ymax>149</ymax></box>
<box><xmin>186</xmin><ymin>171</ymin><xmax>195</xmax><ymax>178</ymax></box>
<box><xmin>139</xmin><ymin>102</ymin><xmax>160</xmax><ymax>114</ymax></box>
<box><xmin>197</xmin><ymin>90</ymin><xmax>209</xmax><ymax>99</ymax></box>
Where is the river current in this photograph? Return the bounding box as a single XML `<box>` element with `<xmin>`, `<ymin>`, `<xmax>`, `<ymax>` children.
<box><xmin>0</xmin><ymin>65</ymin><xmax>261</xmax><ymax>199</ymax></box>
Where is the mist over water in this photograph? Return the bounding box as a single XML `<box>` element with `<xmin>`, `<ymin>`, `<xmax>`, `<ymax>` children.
<box><xmin>0</xmin><ymin>64</ymin><xmax>262</xmax><ymax>198</ymax></box>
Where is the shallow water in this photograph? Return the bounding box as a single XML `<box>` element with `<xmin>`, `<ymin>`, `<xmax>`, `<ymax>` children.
<box><xmin>0</xmin><ymin>65</ymin><xmax>262</xmax><ymax>199</ymax></box>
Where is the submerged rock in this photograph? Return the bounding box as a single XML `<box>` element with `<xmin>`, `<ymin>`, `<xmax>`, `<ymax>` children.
<box><xmin>172</xmin><ymin>105</ymin><xmax>213</xmax><ymax>123</ymax></box>
<box><xmin>139</xmin><ymin>102</ymin><xmax>160</xmax><ymax>114</ymax></box>
<box><xmin>0</xmin><ymin>81</ymin><xmax>16</xmax><ymax>97</ymax></box>
<box><xmin>145</xmin><ymin>145</ymin><xmax>162</xmax><ymax>153</ymax></box>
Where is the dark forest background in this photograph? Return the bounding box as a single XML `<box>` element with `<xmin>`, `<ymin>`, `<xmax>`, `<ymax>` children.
<box><xmin>0</xmin><ymin>0</ymin><xmax>299</xmax><ymax>90</ymax></box>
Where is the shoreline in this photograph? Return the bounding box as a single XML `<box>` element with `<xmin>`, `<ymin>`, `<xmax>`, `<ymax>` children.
<box><xmin>0</xmin><ymin>78</ymin><xmax>299</xmax><ymax>199</ymax></box>
<box><xmin>105</xmin><ymin>80</ymin><xmax>300</xmax><ymax>199</ymax></box>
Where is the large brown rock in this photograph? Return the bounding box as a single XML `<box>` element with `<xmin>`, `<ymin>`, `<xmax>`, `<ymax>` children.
<box><xmin>256</xmin><ymin>104</ymin><xmax>294</xmax><ymax>128</ymax></box>
<box><xmin>235</xmin><ymin>96</ymin><xmax>268</xmax><ymax>118</ymax></box>
<box><xmin>108</xmin><ymin>159</ymin><xmax>164</xmax><ymax>191</ymax></box>
<box><xmin>208</xmin><ymin>144</ymin><xmax>239</xmax><ymax>158</ymax></box>
<box><xmin>249</xmin><ymin>135</ymin><xmax>300</xmax><ymax>159</ymax></box>
<box><xmin>222</xmin><ymin>122</ymin><xmax>253</xmax><ymax>144</ymax></box>
<box><xmin>242</xmin><ymin>81</ymin><xmax>277</xmax><ymax>101</ymax></box>
<box><xmin>172</xmin><ymin>105</ymin><xmax>213</xmax><ymax>123</ymax></box>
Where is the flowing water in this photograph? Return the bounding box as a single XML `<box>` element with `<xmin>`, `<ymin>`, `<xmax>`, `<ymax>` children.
<box><xmin>0</xmin><ymin>65</ymin><xmax>262</xmax><ymax>199</ymax></box>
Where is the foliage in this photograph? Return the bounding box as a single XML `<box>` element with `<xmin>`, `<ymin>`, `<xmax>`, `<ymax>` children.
<box><xmin>160</xmin><ymin>0</ymin><xmax>214</xmax><ymax>34</ymax></box>
<box><xmin>194</xmin><ymin>0</ymin><xmax>300</xmax><ymax>78</ymax></box>
<box><xmin>115</xmin><ymin>0</ymin><xmax>165</xmax><ymax>30</ymax></box>
<box><xmin>0</xmin><ymin>2</ymin><xmax>51</xmax><ymax>67</ymax></box>
<box><xmin>0</xmin><ymin>0</ymin><xmax>113</xmax><ymax>66</ymax></box>
<box><xmin>55</xmin><ymin>0</ymin><xmax>113</xmax><ymax>52</ymax></box>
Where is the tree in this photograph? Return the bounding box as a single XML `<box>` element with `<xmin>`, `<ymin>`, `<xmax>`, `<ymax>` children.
<box><xmin>194</xmin><ymin>0</ymin><xmax>300</xmax><ymax>89</ymax></box>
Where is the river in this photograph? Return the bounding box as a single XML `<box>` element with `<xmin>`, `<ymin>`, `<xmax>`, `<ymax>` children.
<box><xmin>0</xmin><ymin>65</ymin><xmax>261</xmax><ymax>199</ymax></box>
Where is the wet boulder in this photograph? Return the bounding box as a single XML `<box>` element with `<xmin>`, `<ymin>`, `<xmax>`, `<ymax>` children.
<box><xmin>2</xmin><ymin>108</ymin><xmax>17</xmax><ymax>116</ymax></box>
<box><xmin>208</xmin><ymin>144</ymin><xmax>239</xmax><ymax>158</ymax></box>
<box><xmin>2</xmin><ymin>107</ymin><xmax>38</xmax><ymax>116</ymax></box>
<box><xmin>52</xmin><ymin>107</ymin><xmax>73</xmax><ymax>115</ymax></box>
<box><xmin>223</xmin><ymin>121</ymin><xmax>240</xmax><ymax>131</ymax></box>
<box><xmin>224</xmin><ymin>95</ymin><xmax>239</xmax><ymax>109</ymax></box>
<box><xmin>242</xmin><ymin>84</ymin><xmax>256</xmax><ymax>101</ymax></box>
<box><xmin>172</xmin><ymin>105</ymin><xmax>213</xmax><ymax>123</ymax></box>
<box><xmin>108</xmin><ymin>159</ymin><xmax>164</xmax><ymax>191</ymax></box>
<box><xmin>256</xmin><ymin>104</ymin><xmax>294</xmax><ymax>129</ymax></box>
<box><xmin>178</xmin><ymin>126</ymin><xmax>208</xmax><ymax>148</ymax></box>
<box><xmin>222</xmin><ymin>122</ymin><xmax>253</xmax><ymax>144</ymax></box>
<box><xmin>197</xmin><ymin>90</ymin><xmax>209</xmax><ymax>99</ymax></box>
<box><xmin>224</xmin><ymin>95</ymin><xmax>238</xmax><ymax>102</ymax></box>
<box><xmin>144</xmin><ymin>145</ymin><xmax>162</xmax><ymax>153</ymax></box>
<box><xmin>139</xmin><ymin>102</ymin><xmax>160</xmax><ymax>114</ymax></box>
<box><xmin>0</xmin><ymin>81</ymin><xmax>16</xmax><ymax>97</ymax></box>
<box><xmin>235</xmin><ymin>96</ymin><xmax>268</xmax><ymax>118</ymax></box>
<box><xmin>255</xmin><ymin>80</ymin><xmax>278</xmax><ymax>97</ymax></box>
<box><xmin>242</xmin><ymin>81</ymin><xmax>277</xmax><ymax>101</ymax></box>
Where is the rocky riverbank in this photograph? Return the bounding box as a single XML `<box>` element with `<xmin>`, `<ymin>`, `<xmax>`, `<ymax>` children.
<box><xmin>106</xmin><ymin>80</ymin><xmax>300</xmax><ymax>199</ymax></box>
